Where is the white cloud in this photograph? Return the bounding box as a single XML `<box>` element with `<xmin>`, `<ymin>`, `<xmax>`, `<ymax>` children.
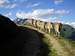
<box><xmin>0</xmin><ymin>0</ymin><xmax>10</xmax><ymax>6</ymax></box>
<box><xmin>0</xmin><ymin>0</ymin><xmax>6</xmax><ymax>6</ymax></box>
<box><xmin>0</xmin><ymin>0</ymin><xmax>4</xmax><ymax>4</ymax></box>
<box><xmin>16</xmin><ymin>9</ymin><xmax>54</xmax><ymax>19</ymax></box>
<box><xmin>55</xmin><ymin>9</ymin><xmax>70</xmax><ymax>15</ymax></box>
<box><xmin>31</xmin><ymin>3</ymin><xmax>40</xmax><ymax>7</ymax></box>
<box><xmin>0</xmin><ymin>0</ymin><xmax>17</xmax><ymax>8</ymax></box>
<box><xmin>10</xmin><ymin>4</ymin><xmax>17</xmax><ymax>8</ymax></box>
<box><xmin>54</xmin><ymin>0</ymin><xmax>63</xmax><ymax>5</ymax></box>
<box><xmin>16</xmin><ymin>8</ymin><xmax>70</xmax><ymax>23</ymax></box>
<box><xmin>6</xmin><ymin>3</ymin><xmax>17</xmax><ymax>8</ymax></box>
<box><xmin>27</xmin><ymin>3</ymin><xmax>40</xmax><ymax>8</ymax></box>
<box><xmin>16</xmin><ymin>9</ymin><xmax>69</xmax><ymax>19</ymax></box>
<box><xmin>71</xmin><ymin>22</ymin><xmax>75</xmax><ymax>28</ymax></box>
<box><xmin>47</xmin><ymin>17</ymin><xmax>62</xmax><ymax>23</ymax></box>
<box><xmin>64</xmin><ymin>22</ymin><xmax>75</xmax><ymax>28</ymax></box>
<box><xmin>32</xmin><ymin>9</ymin><xmax>54</xmax><ymax>17</ymax></box>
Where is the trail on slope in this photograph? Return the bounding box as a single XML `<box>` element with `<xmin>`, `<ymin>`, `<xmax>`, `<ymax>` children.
<box><xmin>44</xmin><ymin>35</ymin><xmax>70</xmax><ymax>56</ymax></box>
<box><xmin>24</xmin><ymin>25</ymin><xmax>75</xmax><ymax>56</ymax></box>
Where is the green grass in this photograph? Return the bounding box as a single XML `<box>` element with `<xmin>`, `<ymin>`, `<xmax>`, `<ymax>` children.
<box><xmin>68</xmin><ymin>40</ymin><xmax>75</xmax><ymax>47</ymax></box>
<box><xmin>42</xmin><ymin>35</ymin><xmax>58</xmax><ymax>56</ymax></box>
<box><xmin>57</xmin><ymin>37</ymin><xmax>75</xmax><ymax>47</ymax></box>
<box><xmin>19</xmin><ymin>25</ymin><xmax>75</xmax><ymax>56</ymax></box>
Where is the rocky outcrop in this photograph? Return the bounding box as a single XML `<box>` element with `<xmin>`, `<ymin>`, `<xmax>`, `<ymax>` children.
<box><xmin>14</xmin><ymin>18</ymin><xmax>28</xmax><ymax>25</ymax></box>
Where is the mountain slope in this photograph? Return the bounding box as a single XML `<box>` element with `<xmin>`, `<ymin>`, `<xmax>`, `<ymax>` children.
<box><xmin>0</xmin><ymin>14</ymin><xmax>50</xmax><ymax>56</ymax></box>
<box><xmin>1</xmin><ymin>15</ymin><xmax>75</xmax><ymax>56</ymax></box>
<box><xmin>24</xmin><ymin>25</ymin><xmax>75</xmax><ymax>56</ymax></box>
<box><xmin>60</xmin><ymin>24</ymin><xmax>75</xmax><ymax>40</ymax></box>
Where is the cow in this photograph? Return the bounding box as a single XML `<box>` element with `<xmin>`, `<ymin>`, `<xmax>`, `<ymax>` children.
<box><xmin>33</xmin><ymin>19</ymin><xmax>37</xmax><ymax>28</ymax></box>
<box><xmin>53</xmin><ymin>22</ymin><xmax>62</xmax><ymax>37</ymax></box>
<box><xmin>36</xmin><ymin>20</ymin><xmax>41</xmax><ymax>30</ymax></box>
<box><xmin>44</xmin><ymin>22</ymin><xmax>54</xmax><ymax>34</ymax></box>
<box><xmin>39</xmin><ymin>21</ymin><xmax>45</xmax><ymax>31</ymax></box>
<box><xmin>31</xmin><ymin>19</ymin><xmax>34</xmax><ymax>26</ymax></box>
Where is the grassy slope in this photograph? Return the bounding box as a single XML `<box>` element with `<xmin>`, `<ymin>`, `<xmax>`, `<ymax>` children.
<box><xmin>22</xmin><ymin>25</ymin><xmax>75</xmax><ymax>56</ymax></box>
<box><xmin>57</xmin><ymin>37</ymin><xmax>75</xmax><ymax>55</ymax></box>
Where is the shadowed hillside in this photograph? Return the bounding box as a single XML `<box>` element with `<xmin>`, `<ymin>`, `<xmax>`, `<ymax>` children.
<box><xmin>0</xmin><ymin>14</ymin><xmax>50</xmax><ymax>56</ymax></box>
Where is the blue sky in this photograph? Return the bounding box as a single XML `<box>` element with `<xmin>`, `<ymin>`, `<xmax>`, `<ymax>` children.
<box><xmin>0</xmin><ymin>0</ymin><xmax>75</xmax><ymax>24</ymax></box>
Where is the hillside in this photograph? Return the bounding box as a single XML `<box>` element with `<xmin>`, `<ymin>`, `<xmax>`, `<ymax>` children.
<box><xmin>23</xmin><ymin>25</ymin><xmax>75</xmax><ymax>56</ymax></box>
<box><xmin>0</xmin><ymin>14</ymin><xmax>51</xmax><ymax>56</ymax></box>
<box><xmin>0</xmin><ymin>15</ymin><xmax>75</xmax><ymax>56</ymax></box>
<box><xmin>60</xmin><ymin>24</ymin><xmax>75</xmax><ymax>40</ymax></box>
<box><xmin>14</xmin><ymin>18</ymin><xmax>75</xmax><ymax>56</ymax></box>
